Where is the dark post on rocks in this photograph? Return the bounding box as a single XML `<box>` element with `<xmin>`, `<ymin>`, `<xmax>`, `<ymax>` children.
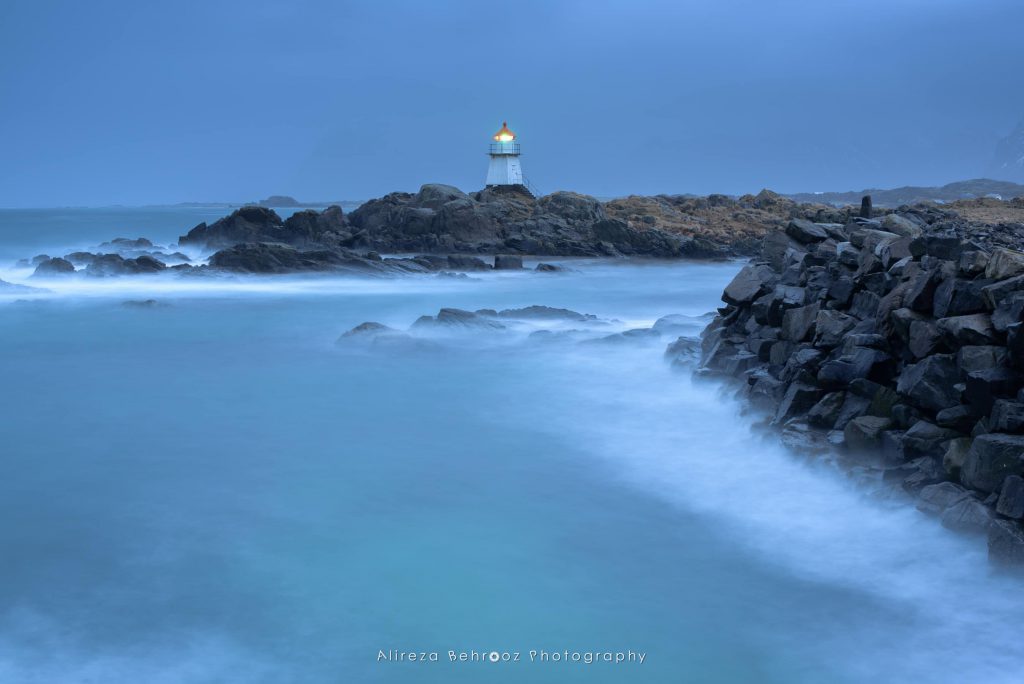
<box><xmin>860</xmin><ymin>195</ymin><xmax>872</xmax><ymax>219</ymax></box>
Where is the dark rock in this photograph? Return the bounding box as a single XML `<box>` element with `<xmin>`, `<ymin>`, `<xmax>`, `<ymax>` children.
<box><xmin>813</xmin><ymin>310</ymin><xmax>856</xmax><ymax>347</ymax></box>
<box><xmin>447</xmin><ymin>255</ymin><xmax>490</xmax><ymax>271</ymax></box>
<box><xmin>412</xmin><ymin>308</ymin><xmax>505</xmax><ymax>330</ymax></box>
<box><xmin>827</xmin><ymin>276</ymin><xmax>855</xmax><ymax>307</ymax></box>
<box><xmin>965</xmin><ymin>367</ymin><xmax>1022</xmax><ymax>414</ymax></box>
<box><xmin>941</xmin><ymin>498</ymin><xmax>992</xmax><ymax>534</ymax></box>
<box><xmin>844</xmin><ymin>415</ymin><xmax>893</xmax><ymax>451</ymax></box>
<box><xmin>956</xmin><ymin>345</ymin><xmax>1008</xmax><ymax>374</ymax></box>
<box><xmin>932</xmin><ymin>278</ymin><xmax>988</xmax><ymax>318</ymax></box>
<box><xmin>785</xmin><ymin>219</ymin><xmax>830</xmax><ymax>244</ymax></box>
<box><xmin>917</xmin><ymin>482</ymin><xmax>971</xmax><ymax>515</ymax></box>
<box><xmin>992</xmin><ymin>292</ymin><xmax>1024</xmax><ymax>332</ymax></box>
<box><xmin>903</xmin><ymin>268</ymin><xmax>941</xmax><ymax>312</ymax></box>
<box><xmin>848</xmin><ymin>291</ymin><xmax>881</xmax><ymax>320</ymax></box>
<box><xmin>780</xmin><ymin>301</ymin><xmax>819</xmax><ymax>342</ymax></box>
<box><xmin>859</xmin><ymin>195</ymin><xmax>872</xmax><ymax>219</ymax></box>
<box><xmin>936</xmin><ymin>313</ymin><xmax>997</xmax><ymax>346</ymax></box>
<box><xmin>959</xmin><ymin>250</ymin><xmax>989</xmax><ymax>277</ymax></box>
<box><xmin>989</xmin><ymin>519</ymin><xmax>1024</xmax><ymax>569</ymax></box>
<box><xmin>774</xmin><ymin>382</ymin><xmax>823</xmax><ymax>424</ymax></box>
<box><xmin>991</xmin><ymin>400</ymin><xmax>1024</xmax><ymax>434</ymax></box>
<box><xmin>494</xmin><ymin>255</ymin><xmax>523</xmax><ymax>270</ymax></box>
<box><xmin>985</xmin><ymin>248</ymin><xmax>1024</xmax><ymax>280</ymax></box>
<box><xmin>496</xmin><ymin>306</ymin><xmax>597</xmax><ymax>321</ymax></box>
<box><xmin>808</xmin><ymin>391</ymin><xmax>846</xmax><ymax>428</ymax></box>
<box><xmin>535</xmin><ymin>263</ymin><xmax>567</xmax><ymax>272</ymax></box>
<box><xmin>908</xmin><ymin>319</ymin><xmax>943</xmax><ymax>358</ymax></box>
<box><xmin>935</xmin><ymin>405</ymin><xmax>979</xmax><ymax>433</ymax></box>
<box><xmin>903</xmin><ymin>420</ymin><xmax>962</xmax><ymax>459</ymax></box>
<box><xmin>961</xmin><ymin>433</ymin><xmax>1024</xmax><ymax>493</ymax></box>
<box><xmin>997</xmin><ymin>475</ymin><xmax>1024</xmax><ymax>519</ymax></box>
<box><xmin>32</xmin><ymin>257</ymin><xmax>75</xmax><ymax>276</ymax></box>
<box><xmin>902</xmin><ymin>456</ymin><xmax>945</xmax><ymax>493</ymax></box>
<box><xmin>818</xmin><ymin>347</ymin><xmax>893</xmax><ymax>389</ymax></box>
<box><xmin>896</xmin><ymin>354</ymin><xmax>961</xmax><ymax>412</ymax></box>
<box><xmin>722</xmin><ymin>264</ymin><xmax>776</xmax><ymax>305</ymax></box>
<box><xmin>982</xmin><ymin>275</ymin><xmax>1024</xmax><ymax>310</ymax></box>
<box><xmin>943</xmin><ymin>437</ymin><xmax>973</xmax><ymax>476</ymax></box>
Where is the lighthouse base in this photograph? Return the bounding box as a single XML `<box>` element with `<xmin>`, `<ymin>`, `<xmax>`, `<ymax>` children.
<box><xmin>485</xmin><ymin>155</ymin><xmax>523</xmax><ymax>186</ymax></box>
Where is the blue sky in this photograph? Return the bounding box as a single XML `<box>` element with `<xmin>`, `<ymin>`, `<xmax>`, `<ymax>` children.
<box><xmin>1</xmin><ymin>0</ymin><xmax>1022</xmax><ymax>206</ymax></box>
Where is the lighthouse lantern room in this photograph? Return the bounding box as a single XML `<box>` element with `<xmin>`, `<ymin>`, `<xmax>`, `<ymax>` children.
<box><xmin>485</xmin><ymin>121</ymin><xmax>524</xmax><ymax>187</ymax></box>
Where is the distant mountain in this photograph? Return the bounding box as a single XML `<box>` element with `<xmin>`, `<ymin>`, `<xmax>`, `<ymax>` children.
<box><xmin>989</xmin><ymin>118</ymin><xmax>1024</xmax><ymax>183</ymax></box>
<box><xmin>785</xmin><ymin>178</ymin><xmax>1024</xmax><ymax>208</ymax></box>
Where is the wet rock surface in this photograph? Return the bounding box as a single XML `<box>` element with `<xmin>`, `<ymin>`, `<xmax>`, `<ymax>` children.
<box><xmin>699</xmin><ymin>208</ymin><xmax>1024</xmax><ymax>569</ymax></box>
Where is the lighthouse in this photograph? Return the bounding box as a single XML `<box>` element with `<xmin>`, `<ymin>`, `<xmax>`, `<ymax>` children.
<box><xmin>485</xmin><ymin>121</ymin><xmax>525</xmax><ymax>188</ymax></box>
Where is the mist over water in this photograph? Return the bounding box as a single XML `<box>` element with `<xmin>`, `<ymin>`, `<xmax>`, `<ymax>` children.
<box><xmin>1</xmin><ymin>210</ymin><xmax>1023</xmax><ymax>683</ymax></box>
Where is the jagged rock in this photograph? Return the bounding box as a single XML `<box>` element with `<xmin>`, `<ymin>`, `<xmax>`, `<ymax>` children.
<box><xmin>985</xmin><ymin>248</ymin><xmax>1024</xmax><ymax>280</ymax></box>
<box><xmin>447</xmin><ymin>255</ymin><xmax>490</xmax><ymax>271</ymax></box>
<box><xmin>941</xmin><ymin>498</ymin><xmax>992</xmax><ymax>534</ymax></box>
<box><xmin>903</xmin><ymin>268</ymin><xmax>941</xmax><ymax>312</ymax></box>
<box><xmin>827</xmin><ymin>276</ymin><xmax>855</xmax><ymax>307</ymax></box>
<box><xmin>933</xmin><ymin>277</ymin><xmax>988</xmax><ymax>318</ymax></box>
<box><xmin>844</xmin><ymin>415</ymin><xmax>893</xmax><ymax>451</ymax></box>
<box><xmin>982</xmin><ymin>275</ymin><xmax>1024</xmax><ymax>310</ymax></box>
<box><xmin>965</xmin><ymin>367</ymin><xmax>1022</xmax><ymax>414</ymax></box>
<box><xmin>879</xmin><ymin>214</ymin><xmax>922</xmax><ymax>238</ymax></box>
<box><xmin>785</xmin><ymin>219</ymin><xmax>829</xmax><ymax>244</ymax></box>
<box><xmin>997</xmin><ymin>475</ymin><xmax>1024</xmax><ymax>518</ymax></box>
<box><xmin>896</xmin><ymin>354</ymin><xmax>961</xmax><ymax>412</ymax></box>
<box><xmin>956</xmin><ymin>345</ymin><xmax>1008</xmax><ymax>374</ymax></box>
<box><xmin>959</xmin><ymin>250</ymin><xmax>990</xmax><ymax>276</ymax></box>
<box><xmin>989</xmin><ymin>519</ymin><xmax>1024</xmax><ymax>569</ymax></box>
<box><xmin>818</xmin><ymin>347</ymin><xmax>892</xmax><ymax>388</ymax></box>
<box><xmin>412</xmin><ymin>308</ymin><xmax>505</xmax><ymax>330</ymax></box>
<box><xmin>902</xmin><ymin>456</ymin><xmax>945</xmax><ymax>493</ymax></box>
<box><xmin>910</xmin><ymin>230</ymin><xmax>966</xmax><ymax>261</ymax></box>
<box><xmin>991</xmin><ymin>400</ymin><xmax>1024</xmax><ymax>433</ymax></box>
<box><xmin>32</xmin><ymin>257</ymin><xmax>75</xmax><ymax>276</ymax></box>
<box><xmin>780</xmin><ymin>302</ymin><xmax>819</xmax><ymax>342</ymax></box>
<box><xmin>494</xmin><ymin>255</ymin><xmax>523</xmax><ymax>270</ymax></box>
<box><xmin>808</xmin><ymin>391</ymin><xmax>846</xmax><ymax>428</ymax></box>
<box><xmin>992</xmin><ymin>292</ymin><xmax>1024</xmax><ymax>332</ymax></box>
<box><xmin>908</xmin><ymin>319</ymin><xmax>943</xmax><ymax>358</ymax></box>
<box><xmin>774</xmin><ymin>382</ymin><xmax>823</xmax><ymax>424</ymax></box>
<box><xmin>961</xmin><ymin>433</ymin><xmax>1024</xmax><ymax>492</ymax></box>
<box><xmin>937</xmin><ymin>313</ymin><xmax>997</xmax><ymax>346</ymax></box>
<box><xmin>496</xmin><ymin>306</ymin><xmax>597</xmax><ymax>321</ymax></box>
<box><xmin>917</xmin><ymin>482</ymin><xmax>972</xmax><ymax>515</ymax></box>
<box><xmin>84</xmin><ymin>254</ymin><xmax>166</xmax><ymax>276</ymax></box>
<box><xmin>943</xmin><ymin>437</ymin><xmax>974</xmax><ymax>476</ymax></box>
<box><xmin>813</xmin><ymin>310</ymin><xmax>856</xmax><ymax>347</ymax></box>
<box><xmin>722</xmin><ymin>264</ymin><xmax>776</xmax><ymax>305</ymax></box>
<box><xmin>902</xmin><ymin>420</ymin><xmax>962</xmax><ymax>458</ymax></box>
<box><xmin>936</xmin><ymin>406</ymin><xmax>979</xmax><ymax>433</ymax></box>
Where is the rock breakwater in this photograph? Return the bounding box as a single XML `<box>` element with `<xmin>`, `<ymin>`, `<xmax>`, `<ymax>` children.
<box><xmin>698</xmin><ymin>205</ymin><xmax>1024</xmax><ymax>568</ymax></box>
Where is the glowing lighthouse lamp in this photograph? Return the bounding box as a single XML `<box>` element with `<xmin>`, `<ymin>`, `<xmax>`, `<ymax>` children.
<box><xmin>485</xmin><ymin>121</ymin><xmax>526</xmax><ymax>189</ymax></box>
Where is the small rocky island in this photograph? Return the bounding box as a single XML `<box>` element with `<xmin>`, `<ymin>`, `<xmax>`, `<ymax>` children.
<box><xmin>698</xmin><ymin>202</ymin><xmax>1024</xmax><ymax>568</ymax></box>
<box><xmin>27</xmin><ymin>184</ymin><xmax>857</xmax><ymax>277</ymax></box>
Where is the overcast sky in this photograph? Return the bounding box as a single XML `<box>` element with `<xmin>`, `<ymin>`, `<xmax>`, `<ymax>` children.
<box><xmin>1</xmin><ymin>0</ymin><xmax>1022</xmax><ymax>206</ymax></box>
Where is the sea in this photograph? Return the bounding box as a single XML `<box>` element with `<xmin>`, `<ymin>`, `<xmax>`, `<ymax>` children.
<box><xmin>0</xmin><ymin>206</ymin><xmax>1021</xmax><ymax>683</ymax></box>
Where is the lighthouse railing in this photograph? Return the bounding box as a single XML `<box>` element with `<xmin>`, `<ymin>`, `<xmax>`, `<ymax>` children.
<box><xmin>488</xmin><ymin>142</ymin><xmax>521</xmax><ymax>155</ymax></box>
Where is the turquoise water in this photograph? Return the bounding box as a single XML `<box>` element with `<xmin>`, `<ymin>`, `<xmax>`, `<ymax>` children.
<box><xmin>0</xmin><ymin>209</ymin><xmax>1023</xmax><ymax>683</ymax></box>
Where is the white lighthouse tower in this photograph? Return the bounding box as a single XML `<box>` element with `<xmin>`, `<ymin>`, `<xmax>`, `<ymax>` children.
<box><xmin>485</xmin><ymin>121</ymin><xmax>525</xmax><ymax>188</ymax></box>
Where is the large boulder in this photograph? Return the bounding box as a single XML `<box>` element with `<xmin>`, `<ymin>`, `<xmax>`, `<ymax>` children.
<box><xmin>179</xmin><ymin>206</ymin><xmax>286</xmax><ymax>249</ymax></box>
<box><xmin>895</xmin><ymin>354</ymin><xmax>961</xmax><ymax>412</ymax></box>
<box><xmin>936</xmin><ymin>313</ymin><xmax>997</xmax><ymax>346</ymax></box>
<box><xmin>780</xmin><ymin>301</ymin><xmax>819</xmax><ymax>342</ymax></box>
<box><xmin>722</xmin><ymin>264</ymin><xmax>776</xmax><ymax>305</ymax></box>
<box><xmin>785</xmin><ymin>219</ymin><xmax>829</xmax><ymax>243</ymax></box>
<box><xmin>985</xmin><ymin>248</ymin><xmax>1024</xmax><ymax>280</ymax></box>
<box><xmin>961</xmin><ymin>433</ymin><xmax>1024</xmax><ymax>493</ymax></box>
<box><xmin>32</xmin><ymin>257</ymin><xmax>75</xmax><ymax>276</ymax></box>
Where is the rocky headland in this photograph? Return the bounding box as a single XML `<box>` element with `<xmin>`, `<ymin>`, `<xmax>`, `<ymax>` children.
<box><xmin>696</xmin><ymin>204</ymin><xmax>1024</xmax><ymax>568</ymax></box>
